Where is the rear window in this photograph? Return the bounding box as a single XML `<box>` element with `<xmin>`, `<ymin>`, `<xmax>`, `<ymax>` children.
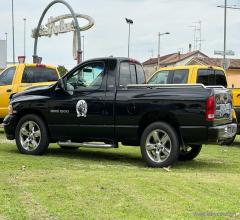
<box><xmin>22</xmin><ymin>67</ymin><xmax>58</xmax><ymax>83</ymax></box>
<box><xmin>197</xmin><ymin>69</ymin><xmax>227</xmax><ymax>87</ymax></box>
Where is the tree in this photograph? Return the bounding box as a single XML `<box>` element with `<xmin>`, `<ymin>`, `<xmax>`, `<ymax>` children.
<box><xmin>57</xmin><ymin>65</ymin><xmax>68</xmax><ymax>77</ymax></box>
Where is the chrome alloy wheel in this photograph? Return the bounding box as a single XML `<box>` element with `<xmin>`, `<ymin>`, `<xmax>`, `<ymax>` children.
<box><xmin>145</xmin><ymin>129</ymin><xmax>172</xmax><ymax>163</ymax></box>
<box><xmin>19</xmin><ymin>121</ymin><xmax>41</xmax><ymax>151</ymax></box>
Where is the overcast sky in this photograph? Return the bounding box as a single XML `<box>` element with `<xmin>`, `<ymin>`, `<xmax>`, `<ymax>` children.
<box><xmin>0</xmin><ymin>0</ymin><xmax>240</xmax><ymax>69</ymax></box>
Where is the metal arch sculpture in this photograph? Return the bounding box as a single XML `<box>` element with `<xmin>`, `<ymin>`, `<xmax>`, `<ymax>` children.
<box><xmin>33</xmin><ymin>0</ymin><xmax>83</xmax><ymax>64</ymax></box>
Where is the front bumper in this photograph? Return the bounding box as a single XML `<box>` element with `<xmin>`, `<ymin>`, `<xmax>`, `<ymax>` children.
<box><xmin>180</xmin><ymin>123</ymin><xmax>237</xmax><ymax>144</ymax></box>
<box><xmin>3</xmin><ymin>114</ymin><xmax>17</xmax><ymax>140</ymax></box>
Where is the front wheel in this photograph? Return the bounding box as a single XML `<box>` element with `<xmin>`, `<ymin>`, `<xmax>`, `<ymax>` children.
<box><xmin>15</xmin><ymin>114</ymin><xmax>49</xmax><ymax>155</ymax></box>
<box><xmin>140</xmin><ymin>122</ymin><xmax>179</xmax><ymax>168</ymax></box>
<box><xmin>178</xmin><ymin>144</ymin><xmax>202</xmax><ymax>161</ymax></box>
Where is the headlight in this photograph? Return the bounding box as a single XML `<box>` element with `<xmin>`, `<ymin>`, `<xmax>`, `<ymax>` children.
<box><xmin>8</xmin><ymin>104</ymin><xmax>13</xmax><ymax>115</ymax></box>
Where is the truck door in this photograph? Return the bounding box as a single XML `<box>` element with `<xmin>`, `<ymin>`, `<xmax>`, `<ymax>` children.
<box><xmin>0</xmin><ymin>67</ymin><xmax>16</xmax><ymax>118</ymax></box>
<box><xmin>115</xmin><ymin>61</ymin><xmax>145</xmax><ymax>143</ymax></box>
<box><xmin>48</xmin><ymin>61</ymin><xmax>114</xmax><ymax>140</ymax></box>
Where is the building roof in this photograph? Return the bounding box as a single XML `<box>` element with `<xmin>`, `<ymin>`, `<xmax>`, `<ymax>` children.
<box><xmin>188</xmin><ymin>57</ymin><xmax>240</xmax><ymax>69</ymax></box>
<box><xmin>143</xmin><ymin>50</ymin><xmax>208</xmax><ymax>66</ymax></box>
<box><xmin>142</xmin><ymin>53</ymin><xmax>177</xmax><ymax>65</ymax></box>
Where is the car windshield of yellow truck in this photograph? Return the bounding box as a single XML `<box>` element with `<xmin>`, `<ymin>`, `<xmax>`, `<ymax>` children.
<box><xmin>0</xmin><ymin>67</ymin><xmax>16</xmax><ymax>86</ymax></box>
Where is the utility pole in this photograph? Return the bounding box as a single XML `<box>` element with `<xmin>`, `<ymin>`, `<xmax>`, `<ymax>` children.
<box><xmin>5</xmin><ymin>32</ymin><xmax>8</xmax><ymax>62</ymax></box>
<box><xmin>23</xmin><ymin>18</ymin><xmax>26</xmax><ymax>57</ymax></box>
<box><xmin>197</xmin><ymin>20</ymin><xmax>202</xmax><ymax>51</ymax></box>
<box><xmin>125</xmin><ymin>18</ymin><xmax>133</xmax><ymax>58</ymax></box>
<box><xmin>190</xmin><ymin>21</ymin><xmax>203</xmax><ymax>51</ymax></box>
<box><xmin>189</xmin><ymin>24</ymin><xmax>197</xmax><ymax>50</ymax></box>
<box><xmin>217</xmin><ymin>0</ymin><xmax>240</xmax><ymax>69</ymax></box>
<box><xmin>11</xmin><ymin>0</ymin><xmax>15</xmax><ymax>64</ymax></box>
<box><xmin>223</xmin><ymin>0</ymin><xmax>227</xmax><ymax>68</ymax></box>
<box><xmin>157</xmin><ymin>32</ymin><xmax>170</xmax><ymax>68</ymax></box>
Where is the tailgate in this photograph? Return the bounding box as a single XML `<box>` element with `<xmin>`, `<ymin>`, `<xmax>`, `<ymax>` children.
<box><xmin>214</xmin><ymin>88</ymin><xmax>232</xmax><ymax>124</ymax></box>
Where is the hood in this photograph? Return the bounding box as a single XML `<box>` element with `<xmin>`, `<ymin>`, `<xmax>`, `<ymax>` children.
<box><xmin>11</xmin><ymin>85</ymin><xmax>54</xmax><ymax>100</ymax></box>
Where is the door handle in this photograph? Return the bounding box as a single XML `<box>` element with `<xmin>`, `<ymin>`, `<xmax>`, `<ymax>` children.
<box><xmin>6</xmin><ymin>89</ymin><xmax>12</xmax><ymax>93</ymax></box>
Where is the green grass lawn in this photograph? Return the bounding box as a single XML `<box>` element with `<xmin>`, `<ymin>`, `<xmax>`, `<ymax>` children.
<box><xmin>0</xmin><ymin>127</ymin><xmax>240</xmax><ymax>220</ymax></box>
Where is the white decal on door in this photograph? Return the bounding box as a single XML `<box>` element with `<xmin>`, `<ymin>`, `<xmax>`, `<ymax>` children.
<box><xmin>76</xmin><ymin>100</ymin><xmax>88</xmax><ymax>117</ymax></box>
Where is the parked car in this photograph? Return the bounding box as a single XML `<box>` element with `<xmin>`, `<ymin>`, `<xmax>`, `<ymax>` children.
<box><xmin>3</xmin><ymin>58</ymin><xmax>236</xmax><ymax>167</ymax></box>
<box><xmin>0</xmin><ymin>63</ymin><xmax>60</xmax><ymax>122</ymax></box>
<box><xmin>148</xmin><ymin>65</ymin><xmax>238</xmax><ymax>145</ymax></box>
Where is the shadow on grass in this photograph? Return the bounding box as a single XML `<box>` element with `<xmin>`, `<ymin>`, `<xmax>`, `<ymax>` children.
<box><xmin>5</xmin><ymin>146</ymin><xmax>238</xmax><ymax>172</ymax></box>
<box><xmin>50</xmin><ymin>147</ymin><xmax>145</xmax><ymax>167</ymax></box>
<box><xmin>7</xmin><ymin>147</ymin><xmax>145</xmax><ymax>168</ymax></box>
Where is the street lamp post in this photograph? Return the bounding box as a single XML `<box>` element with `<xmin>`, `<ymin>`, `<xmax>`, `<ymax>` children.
<box><xmin>157</xmin><ymin>32</ymin><xmax>170</xmax><ymax>68</ymax></box>
<box><xmin>5</xmin><ymin>33</ymin><xmax>8</xmax><ymax>62</ymax></box>
<box><xmin>125</xmin><ymin>18</ymin><xmax>133</xmax><ymax>58</ymax></box>
<box><xmin>82</xmin><ymin>35</ymin><xmax>85</xmax><ymax>61</ymax></box>
<box><xmin>23</xmin><ymin>18</ymin><xmax>26</xmax><ymax>57</ymax></box>
<box><xmin>11</xmin><ymin>0</ymin><xmax>15</xmax><ymax>64</ymax></box>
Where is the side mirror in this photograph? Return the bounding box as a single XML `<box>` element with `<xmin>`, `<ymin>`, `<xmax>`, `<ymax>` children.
<box><xmin>57</xmin><ymin>78</ymin><xmax>66</xmax><ymax>91</ymax></box>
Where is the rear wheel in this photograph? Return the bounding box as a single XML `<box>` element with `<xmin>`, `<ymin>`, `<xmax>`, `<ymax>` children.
<box><xmin>140</xmin><ymin>122</ymin><xmax>179</xmax><ymax>168</ymax></box>
<box><xmin>15</xmin><ymin>114</ymin><xmax>49</xmax><ymax>155</ymax></box>
<box><xmin>178</xmin><ymin>144</ymin><xmax>202</xmax><ymax>161</ymax></box>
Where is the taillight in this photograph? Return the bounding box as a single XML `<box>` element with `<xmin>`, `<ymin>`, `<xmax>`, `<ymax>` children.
<box><xmin>206</xmin><ymin>96</ymin><xmax>215</xmax><ymax>121</ymax></box>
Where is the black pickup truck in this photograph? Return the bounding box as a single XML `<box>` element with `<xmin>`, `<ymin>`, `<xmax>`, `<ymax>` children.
<box><xmin>3</xmin><ymin>57</ymin><xmax>237</xmax><ymax>167</ymax></box>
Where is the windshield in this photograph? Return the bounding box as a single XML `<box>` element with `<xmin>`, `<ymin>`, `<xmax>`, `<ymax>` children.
<box><xmin>148</xmin><ymin>70</ymin><xmax>170</xmax><ymax>84</ymax></box>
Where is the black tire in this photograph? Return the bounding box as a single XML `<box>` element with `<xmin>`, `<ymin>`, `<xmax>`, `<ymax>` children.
<box><xmin>59</xmin><ymin>145</ymin><xmax>79</xmax><ymax>150</ymax></box>
<box><xmin>221</xmin><ymin>135</ymin><xmax>236</xmax><ymax>146</ymax></box>
<box><xmin>140</xmin><ymin>122</ymin><xmax>179</xmax><ymax>168</ymax></box>
<box><xmin>178</xmin><ymin>144</ymin><xmax>202</xmax><ymax>161</ymax></box>
<box><xmin>15</xmin><ymin>114</ymin><xmax>49</xmax><ymax>155</ymax></box>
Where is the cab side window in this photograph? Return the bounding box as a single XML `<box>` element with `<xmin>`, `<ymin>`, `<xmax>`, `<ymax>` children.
<box><xmin>136</xmin><ymin>64</ymin><xmax>146</xmax><ymax>84</ymax></box>
<box><xmin>119</xmin><ymin>62</ymin><xmax>146</xmax><ymax>87</ymax></box>
<box><xmin>130</xmin><ymin>64</ymin><xmax>137</xmax><ymax>84</ymax></box>
<box><xmin>197</xmin><ymin>69</ymin><xmax>227</xmax><ymax>87</ymax></box>
<box><xmin>172</xmin><ymin>69</ymin><xmax>189</xmax><ymax>84</ymax></box>
<box><xmin>66</xmin><ymin>62</ymin><xmax>105</xmax><ymax>90</ymax></box>
<box><xmin>197</xmin><ymin>69</ymin><xmax>215</xmax><ymax>85</ymax></box>
<box><xmin>0</xmin><ymin>67</ymin><xmax>16</xmax><ymax>86</ymax></box>
<box><xmin>119</xmin><ymin>62</ymin><xmax>131</xmax><ymax>87</ymax></box>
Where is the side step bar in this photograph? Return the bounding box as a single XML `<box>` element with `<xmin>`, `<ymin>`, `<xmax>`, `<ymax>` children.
<box><xmin>58</xmin><ymin>141</ymin><xmax>118</xmax><ymax>148</ymax></box>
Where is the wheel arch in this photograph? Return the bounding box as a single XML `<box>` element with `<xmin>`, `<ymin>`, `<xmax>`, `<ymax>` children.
<box><xmin>138</xmin><ymin>111</ymin><xmax>182</xmax><ymax>144</ymax></box>
<box><xmin>15</xmin><ymin>109</ymin><xmax>52</xmax><ymax>141</ymax></box>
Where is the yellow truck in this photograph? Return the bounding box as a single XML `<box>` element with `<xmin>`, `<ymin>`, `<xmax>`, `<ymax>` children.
<box><xmin>0</xmin><ymin>63</ymin><xmax>60</xmax><ymax>121</ymax></box>
<box><xmin>148</xmin><ymin>65</ymin><xmax>238</xmax><ymax>144</ymax></box>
